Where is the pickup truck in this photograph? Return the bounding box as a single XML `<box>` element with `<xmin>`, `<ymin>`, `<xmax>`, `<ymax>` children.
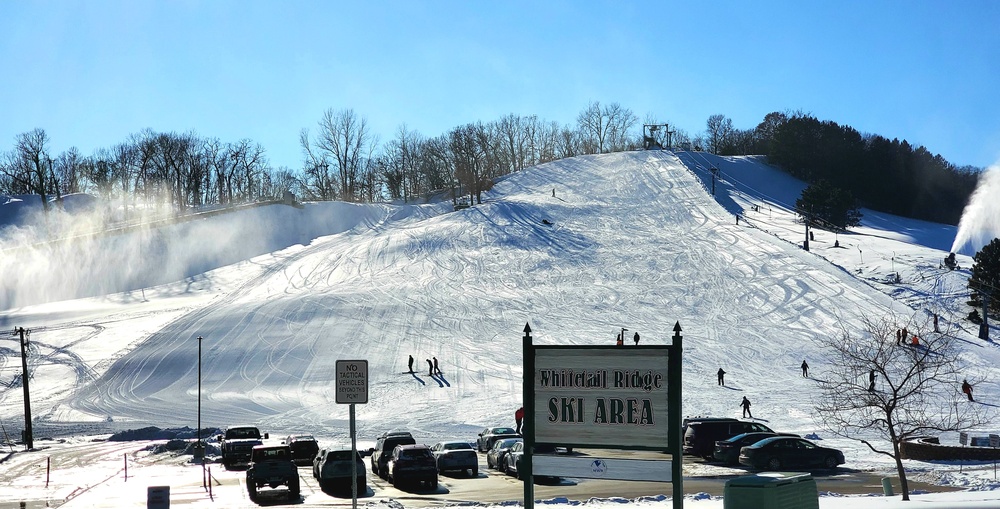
<box><xmin>218</xmin><ymin>425</ymin><xmax>268</xmax><ymax>469</ymax></box>
<box><xmin>246</xmin><ymin>445</ymin><xmax>300</xmax><ymax>501</ymax></box>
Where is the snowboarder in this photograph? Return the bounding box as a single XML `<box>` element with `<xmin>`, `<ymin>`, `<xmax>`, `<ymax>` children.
<box><xmin>717</xmin><ymin>368</ymin><xmax>726</xmax><ymax>386</ymax></box>
<box><xmin>433</xmin><ymin>356</ymin><xmax>442</xmax><ymax>375</ymax></box>
<box><xmin>962</xmin><ymin>379</ymin><xmax>974</xmax><ymax>402</ymax></box>
<box><xmin>427</xmin><ymin>359</ymin><xmax>434</xmax><ymax>376</ymax></box>
<box><xmin>515</xmin><ymin>406</ymin><xmax>525</xmax><ymax>434</ymax></box>
<box><xmin>801</xmin><ymin>360</ymin><xmax>809</xmax><ymax>377</ymax></box>
<box><xmin>868</xmin><ymin>369</ymin><xmax>876</xmax><ymax>392</ymax></box>
<box><xmin>633</xmin><ymin>332</ymin><xmax>640</xmax><ymax>345</ymax></box>
<box><xmin>740</xmin><ymin>396</ymin><xmax>752</xmax><ymax>418</ymax></box>
<box><xmin>408</xmin><ymin>355</ymin><xmax>414</xmax><ymax>373</ymax></box>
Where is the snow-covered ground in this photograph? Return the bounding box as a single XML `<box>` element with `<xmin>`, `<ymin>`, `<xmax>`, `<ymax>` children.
<box><xmin>1</xmin><ymin>150</ymin><xmax>999</xmax><ymax>508</ymax></box>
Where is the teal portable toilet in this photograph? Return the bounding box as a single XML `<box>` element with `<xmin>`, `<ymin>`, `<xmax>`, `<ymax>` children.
<box><xmin>723</xmin><ymin>472</ymin><xmax>819</xmax><ymax>509</ymax></box>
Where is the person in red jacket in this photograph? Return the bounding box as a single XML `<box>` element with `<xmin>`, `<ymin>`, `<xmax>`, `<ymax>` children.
<box><xmin>515</xmin><ymin>407</ymin><xmax>525</xmax><ymax>434</ymax></box>
<box><xmin>962</xmin><ymin>379</ymin><xmax>974</xmax><ymax>402</ymax></box>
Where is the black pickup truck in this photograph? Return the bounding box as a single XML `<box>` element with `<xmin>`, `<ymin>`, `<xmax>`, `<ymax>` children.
<box><xmin>218</xmin><ymin>425</ymin><xmax>268</xmax><ymax>469</ymax></box>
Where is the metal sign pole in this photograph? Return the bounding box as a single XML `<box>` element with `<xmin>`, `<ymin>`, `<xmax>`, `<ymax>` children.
<box><xmin>523</xmin><ymin>323</ymin><xmax>535</xmax><ymax>509</ymax></box>
<box><xmin>670</xmin><ymin>322</ymin><xmax>683</xmax><ymax>509</ymax></box>
<box><xmin>350</xmin><ymin>403</ymin><xmax>358</xmax><ymax>509</ymax></box>
<box><xmin>336</xmin><ymin>360</ymin><xmax>368</xmax><ymax>509</ymax></box>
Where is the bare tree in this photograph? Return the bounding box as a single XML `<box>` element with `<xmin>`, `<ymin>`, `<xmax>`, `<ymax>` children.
<box><xmin>706</xmin><ymin>114</ymin><xmax>734</xmax><ymax>154</ymax></box>
<box><xmin>817</xmin><ymin>313</ymin><xmax>990</xmax><ymax>501</ymax></box>
<box><xmin>315</xmin><ymin>108</ymin><xmax>374</xmax><ymax>202</ymax></box>
<box><xmin>110</xmin><ymin>142</ymin><xmax>136</xmax><ymax>220</ymax></box>
<box><xmin>2</xmin><ymin>129</ymin><xmax>54</xmax><ymax>212</ymax></box>
<box><xmin>603</xmin><ymin>102</ymin><xmax>638</xmax><ymax>152</ymax></box>
<box><xmin>298</xmin><ymin>129</ymin><xmax>336</xmax><ymax>200</ymax></box>
<box><xmin>576</xmin><ymin>101</ymin><xmax>606</xmax><ymax>154</ymax></box>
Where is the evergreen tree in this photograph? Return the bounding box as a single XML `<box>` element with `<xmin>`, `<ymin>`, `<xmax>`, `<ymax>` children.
<box><xmin>969</xmin><ymin>238</ymin><xmax>1000</xmax><ymax>315</ymax></box>
<box><xmin>795</xmin><ymin>180</ymin><xmax>862</xmax><ymax>229</ymax></box>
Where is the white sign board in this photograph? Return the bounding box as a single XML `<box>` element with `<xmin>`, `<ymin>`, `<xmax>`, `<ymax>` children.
<box><xmin>990</xmin><ymin>434</ymin><xmax>999</xmax><ymax>448</ymax></box>
<box><xmin>534</xmin><ymin>347</ymin><xmax>669</xmax><ymax>449</ymax></box>
<box><xmin>336</xmin><ymin>360</ymin><xmax>368</xmax><ymax>404</ymax></box>
<box><xmin>533</xmin><ymin>455</ymin><xmax>671</xmax><ymax>481</ymax></box>
<box><xmin>960</xmin><ymin>432</ymin><xmax>968</xmax><ymax>446</ymax></box>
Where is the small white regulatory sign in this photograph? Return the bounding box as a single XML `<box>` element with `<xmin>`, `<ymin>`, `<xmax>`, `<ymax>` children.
<box><xmin>336</xmin><ymin>360</ymin><xmax>368</xmax><ymax>404</ymax></box>
<box><xmin>990</xmin><ymin>434</ymin><xmax>999</xmax><ymax>448</ymax></box>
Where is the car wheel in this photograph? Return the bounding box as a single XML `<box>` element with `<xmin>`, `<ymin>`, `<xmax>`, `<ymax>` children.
<box><xmin>471</xmin><ymin>467</ymin><xmax>478</xmax><ymax>477</ymax></box>
<box><xmin>431</xmin><ymin>478</ymin><xmax>438</xmax><ymax>489</ymax></box>
<box><xmin>288</xmin><ymin>477</ymin><xmax>300</xmax><ymax>499</ymax></box>
<box><xmin>766</xmin><ymin>457</ymin><xmax>781</xmax><ymax>470</ymax></box>
<box><xmin>824</xmin><ymin>456</ymin><xmax>838</xmax><ymax>469</ymax></box>
<box><xmin>487</xmin><ymin>456</ymin><xmax>493</xmax><ymax>469</ymax></box>
<box><xmin>247</xmin><ymin>482</ymin><xmax>257</xmax><ymax>501</ymax></box>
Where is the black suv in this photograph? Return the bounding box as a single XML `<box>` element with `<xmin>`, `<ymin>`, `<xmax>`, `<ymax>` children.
<box><xmin>386</xmin><ymin>444</ymin><xmax>438</xmax><ymax>489</ymax></box>
<box><xmin>370</xmin><ymin>431</ymin><xmax>416</xmax><ymax>478</ymax></box>
<box><xmin>683</xmin><ymin>418</ymin><xmax>773</xmax><ymax>458</ymax></box>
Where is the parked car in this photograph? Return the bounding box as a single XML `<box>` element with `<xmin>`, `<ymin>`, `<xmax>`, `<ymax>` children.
<box><xmin>245</xmin><ymin>445</ymin><xmax>299</xmax><ymax>501</ymax></box>
<box><xmin>313</xmin><ymin>448</ymin><xmax>366</xmax><ymax>492</ymax></box>
<box><xmin>487</xmin><ymin>437</ymin><xmax>522</xmax><ymax>470</ymax></box>
<box><xmin>430</xmin><ymin>440</ymin><xmax>479</xmax><ymax>477</ymax></box>
<box><xmin>683</xmin><ymin>418</ymin><xmax>773</xmax><ymax>458</ymax></box>
<box><xmin>386</xmin><ymin>444</ymin><xmax>439</xmax><ymax>489</ymax></box>
<box><xmin>370</xmin><ymin>431</ymin><xmax>416</xmax><ymax>478</ymax></box>
<box><xmin>503</xmin><ymin>441</ymin><xmax>525</xmax><ymax>478</ymax></box>
<box><xmin>476</xmin><ymin>427</ymin><xmax>520</xmax><ymax>452</ymax></box>
<box><xmin>713</xmin><ymin>432</ymin><xmax>798</xmax><ymax>465</ymax></box>
<box><xmin>738</xmin><ymin>436</ymin><xmax>845</xmax><ymax>471</ymax></box>
<box><xmin>282</xmin><ymin>435</ymin><xmax>319</xmax><ymax>466</ymax></box>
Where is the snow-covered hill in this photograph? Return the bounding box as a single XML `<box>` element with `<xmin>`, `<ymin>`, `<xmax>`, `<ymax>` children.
<box><xmin>1</xmin><ymin>150</ymin><xmax>998</xmax><ymax>503</ymax></box>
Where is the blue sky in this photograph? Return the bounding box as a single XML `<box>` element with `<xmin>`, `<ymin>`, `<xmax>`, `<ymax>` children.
<box><xmin>2</xmin><ymin>0</ymin><xmax>999</xmax><ymax>172</ymax></box>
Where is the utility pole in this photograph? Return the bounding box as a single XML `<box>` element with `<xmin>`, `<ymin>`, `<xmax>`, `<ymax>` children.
<box><xmin>980</xmin><ymin>291</ymin><xmax>991</xmax><ymax>341</ymax></box>
<box><xmin>17</xmin><ymin>327</ymin><xmax>33</xmax><ymax>450</ymax></box>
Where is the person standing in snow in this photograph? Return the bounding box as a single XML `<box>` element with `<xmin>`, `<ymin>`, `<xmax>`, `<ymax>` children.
<box><xmin>962</xmin><ymin>379</ymin><xmax>974</xmax><ymax>402</ymax></box>
<box><xmin>633</xmin><ymin>332</ymin><xmax>640</xmax><ymax>345</ymax></box>
<box><xmin>740</xmin><ymin>396</ymin><xmax>753</xmax><ymax>418</ymax></box>
<box><xmin>515</xmin><ymin>406</ymin><xmax>525</xmax><ymax>434</ymax></box>
<box><xmin>433</xmin><ymin>356</ymin><xmax>442</xmax><ymax>375</ymax></box>
<box><xmin>408</xmin><ymin>355</ymin><xmax>414</xmax><ymax>373</ymax></box>
<box><xmin>426</xmin><ymin>359</ymin><xmax>434</xmax><ymax>376</ymax></box>
<box><xmin>717</xmin><ymin>368</ymin><xmax>726</xmax><ymax>386</ymax></box>
<box><xmin>801</xmin><ymin>360</ymin><xmax>809</xmax><ymax>377</ymax></box>
<box><xmin>616</xmin><ymin>332</ymin><xmax>623</xmax><ymax>346</ymax></box>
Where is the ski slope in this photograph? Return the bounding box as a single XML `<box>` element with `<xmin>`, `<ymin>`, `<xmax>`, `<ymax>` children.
<box><xmin>1</xmin><ymin>150</ymin><xmax>998</xmax><ymax>491</ymax></box>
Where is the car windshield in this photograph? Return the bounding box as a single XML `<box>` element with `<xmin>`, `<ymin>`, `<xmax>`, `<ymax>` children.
<box><xmin>497</xmin><ymin>438</ymin><xmax>522</xmax><ymax>448</ymax></box>
<box><xmin>227</xmin><ymin>428</ymin><xmax>260</xmax><ymax>439</ymax></box>
<box><xmin>400</xmin><ymin>448</ymin><xmax>433</xmax><ymax>460</ymax></box>
<box><xmin>326</xmin><ymin>450</ymin><xmax>358</xmax><ymax>461</ymax></box>
<box><xmin>492</xmin><ymin>428</ymin><xmax>516</xmax><ymax>434</ymax></box>
<box><xmin>255</xmin><ymin>448</ymin><xmax>288</xmax><ymax>460</ymax></box>
<box><xmin>443</xmin><ymin>442</ymin><xmax>472</xmax><ymax>450</ymax></box>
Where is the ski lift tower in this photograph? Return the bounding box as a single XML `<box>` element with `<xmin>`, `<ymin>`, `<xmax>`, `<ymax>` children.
<box><xmin>643</xmin><ymin>124</ymin><xmax>673</xmax><ymax>150</ymax></box>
